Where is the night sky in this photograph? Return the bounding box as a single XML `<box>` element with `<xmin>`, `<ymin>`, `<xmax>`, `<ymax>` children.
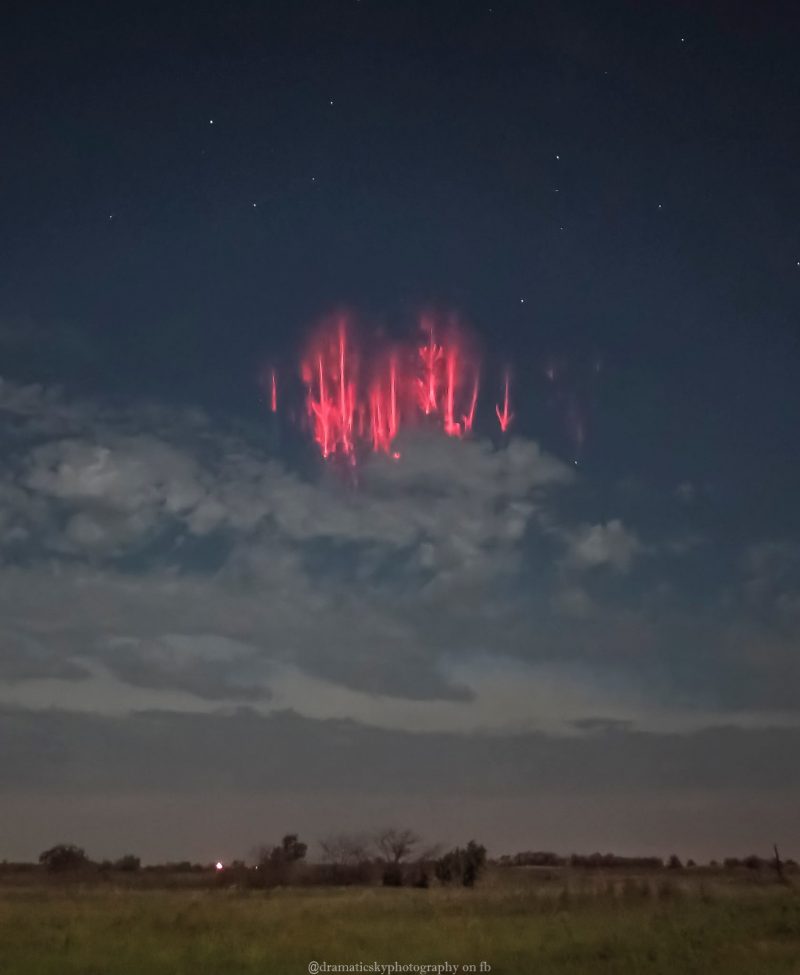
<box><xmin>1</xmin><ymin>1</ymin><xmax>799</xmax><ymax>862</ymax></box>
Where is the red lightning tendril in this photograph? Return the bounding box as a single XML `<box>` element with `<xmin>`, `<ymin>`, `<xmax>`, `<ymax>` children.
<box><xmin>416</xmin><ymin>319</ymin><xmax>442</xmax><ymax>415</ymax></box>
<box><xmin>495</xmin><ymin>371</ymin><xmax>514</xmax><ymax>433</ymax></box>
<box><xmin>289</xmin><ymin>312</ymin><xmax>521</xmax><ymax>464</ymax></box>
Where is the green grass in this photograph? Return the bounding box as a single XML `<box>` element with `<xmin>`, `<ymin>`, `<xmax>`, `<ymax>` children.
<box><xmin>1</xmin><ymin>876</ymin><xmax>799</xmax><ymax>974</ymax></box>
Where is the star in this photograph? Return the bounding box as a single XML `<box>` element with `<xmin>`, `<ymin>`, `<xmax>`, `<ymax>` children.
<box><xmin>555</xmin><ymin>154</ymin><xmax>560</xmax><ymax>160</ymax></box>
<box><xmin>520</xmin><ymin>298</ymin><xmax>525</xmax><ymax>304</ymax></box>
<box><xmin>252</xmin><ymin>203</ymin><xmax>257</xmax><ymax>208</ymax></box>
<box><xmin>209</xmin><ymin>119</ymin><xmax>214</xmax><ymax>125</ymax></box>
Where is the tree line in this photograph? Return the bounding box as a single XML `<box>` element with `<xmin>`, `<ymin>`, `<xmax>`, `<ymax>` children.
<box><xmin>28</xmin><ymin>828</ymin><xmax>488</xmax><ymax>889</ymax></box>
<box><xmin>16</xmin><ymin>837</ymin><xmax>796</xmax><ymax>887</ymax></box>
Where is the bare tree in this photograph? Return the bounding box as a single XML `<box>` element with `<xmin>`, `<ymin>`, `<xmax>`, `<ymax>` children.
<box><xmin>375</xmin><ymin>826</ymin><xmax>418</xmax><ymax>886</ymax></box>
<box><xmin>318</xmin><ymin>831</ymin><xmax>372</xmax><ymax>885</ymax></box>
<box><xmin>319</xmin><ymin>832</ymin><xmax>370</xmax><ymax>866</ymax></box>
<box><xmin>374</xmin><ymin>828</ymin><xmax>419</xmax><ymax>865</ymax></box>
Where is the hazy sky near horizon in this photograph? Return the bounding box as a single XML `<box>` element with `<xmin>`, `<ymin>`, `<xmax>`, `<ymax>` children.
<box><xmin>1</xmin><ymin>1</ymin><xmax>799</xmax><ymax>861</ymax></box>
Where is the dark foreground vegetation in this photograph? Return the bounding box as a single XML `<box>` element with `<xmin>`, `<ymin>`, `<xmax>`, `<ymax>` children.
<box><xmin>2</xmin><ymin>834</ymin><xmax>798</xmax><ymax>973</ymax></box>
<box><xmin>1</xmin><ymin>864</ymin><xmax>798</xmax><ymax>975</ymax></box>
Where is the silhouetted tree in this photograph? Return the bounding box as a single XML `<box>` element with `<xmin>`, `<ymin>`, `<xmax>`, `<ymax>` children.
<box><xmin>256</xmin><ymin>834</ymin><xmax>307</xmax><ymax>886</ymax></box>
<box><xmin>319</xmin><ymin>833</ymin><xmax>369</xmax><ymax>867</ymax></box>
<box><xmin>462</xmin><ymin>840</ymin><xmax>487</xmax><ymax>887</ymax></box>
<box><xmin>374</xmin><ymin>828</ymin><xmax>419</xmax><ymax>865</ymax></box>
<box><xmin>269</xmin><ymin>834</ymin><xmax>307</xmax><ymax>864</ymax></box>
<box><xmin>375</xmin><ymin>828</ymin><xmax>419</xmax><ymax>886</ymax></box>
<box><xmin>434</xmin><ymin>849</ymin><xmax>460</xmax><ymax>885</ymax></box>
<box><xmin>667</xmin><ymin>854</ymin><xmax>683</xmax><ymax>870</ymax></box>
<box><xmin>39</xmin><ymin>844</ymin><xmax>89</xmax><ymax>872</ymax></box>
<box><xmin>318</xmin><ymin>832</ymin><xmax>372</xmax><ymax>884</ymax></box>
<box><xmin>434</xmin><ymin>840</ymin><xmax>487</xmax><ymax>887</ymax></box>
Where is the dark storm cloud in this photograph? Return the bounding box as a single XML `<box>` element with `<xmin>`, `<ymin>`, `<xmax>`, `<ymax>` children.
<box><xmin>1</xmin><ymin>705</ymin><xmax>798</xmax><ymax>797</ymax></box>
<box><xmin>2</xmin><ymin>704</ymin><xmax>799</xmax><ymax>862</ymax></box>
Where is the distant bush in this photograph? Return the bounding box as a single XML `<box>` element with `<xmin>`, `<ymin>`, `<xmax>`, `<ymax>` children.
<box><xmin>114</xmin><ymin>855</ymin><xmax>141</xmax><ymax>872</ymax></box>
<box><xmin>434</xmin><ymin>841</ymin><xmax>487</xmax><ymax>888</ymax></box>
<box><xmin>39</xmin><ymin>844</ymin><xmax>90</xmax><ymax>873</ymax></box>
<box><xmin>568</xmin><ymin>853</ymin><xmax>664</xmax><ymax>870</ymax></box>
<box><xmin>255</xmin><ymin>834</ymin><xmax>308</xmax><ymax>886</ymax></box>
<box><xmin>723</xmin><ymin>857</ymin><xmax>768</xmax><ymax>870</ymax></box>
<box><xmin>0</xmin><ymin>861</ymin><xmax>37</xmax><ymax>874</ymax></box>
<box><xmin>508</xmin><ymin>851</ymin><xmax>565</xmax><ymax>867</ymax></box>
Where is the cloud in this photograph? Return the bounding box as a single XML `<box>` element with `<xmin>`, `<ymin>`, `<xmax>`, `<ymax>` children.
<box><xmin>0</xmin><ymin>379</ymin><xmax>576</xmax><ymax>709</ymax></box>
<box><xmin>0</xmin><ymin>377</ymin><xmax>796</xmax><ymax>744</ymax></box>
<box><xmin>562</xmin><ymin>518</ymin><xmax>642</xmax><ymax>572</ymax></box>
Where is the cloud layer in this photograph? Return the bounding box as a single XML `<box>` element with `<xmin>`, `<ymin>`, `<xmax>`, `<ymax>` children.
<box><xmin>1</xmin><ymin>378</ymin><xmax>798</xmax><ymax>730</ymax></box>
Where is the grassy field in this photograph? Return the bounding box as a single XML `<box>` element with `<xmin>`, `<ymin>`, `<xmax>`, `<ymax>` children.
<box><xmin>1</xmin><ymin>871</ymin><xmax>799</xmax><ymax>974</ymax></box>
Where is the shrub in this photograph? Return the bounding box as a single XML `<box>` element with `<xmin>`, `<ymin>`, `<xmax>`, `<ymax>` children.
<box><xmin>255</xmin><ymin>834</ymin><xmax>308</xmax><ymax>886</ymax></box>
<box><xmin>114</xmin><ymin>855</ymin><xmax>141</xmax><ymax>872</ymax></box>
<box><xmin>39</xmin><ymin>844</ymin><xmax>90</xmax><ymax>872</ymax></box>
<box><xmin>434</xmin><ymin>840</ymin><xmax>487</xmax><ymax>888</ymax></box>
